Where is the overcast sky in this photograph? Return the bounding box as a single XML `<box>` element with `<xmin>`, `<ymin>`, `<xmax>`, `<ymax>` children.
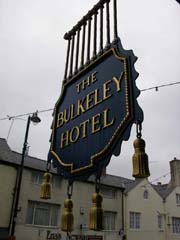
<box><xmin>0</xmin><ymin>0</ymin><xmax>180</xmax><ymax>183</ymax></box>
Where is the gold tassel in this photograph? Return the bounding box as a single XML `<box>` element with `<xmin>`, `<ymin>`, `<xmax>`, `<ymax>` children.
<box><xmin>132</xmin><ymin>137</ymin><xmax>150</xmax><ymax>178</ymax></box>
<box><xmin>61</xmin><ymin>199</ymin><xmax>74</xmax><ymax>232</ymax></box>
<box><xmin>89</xmin><ymin>192</ymin><xmax>103</xmax><ymax>231</ymax></box>
<box><xmin>40</xmin><ymin>172</ymin><xmax>51</xmax><ymax>199</ymax></box>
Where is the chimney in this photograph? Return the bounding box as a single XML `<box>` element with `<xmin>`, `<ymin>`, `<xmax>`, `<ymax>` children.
<box><xmin>170</xmin><ymin>158</ymin><xmax>180</xmax><ymax>187</ymax></box>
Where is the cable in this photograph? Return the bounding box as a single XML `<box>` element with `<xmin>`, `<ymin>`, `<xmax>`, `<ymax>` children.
<box><xmin>6</xmin><ymin>118</ymin><xmax>15</xmax><ymax>141</ymax></box>
<box><xmin>0</xmin><ymin>81</ymin><xmax>180</xmax><ymax>121</ymax></box>
<box><xmin>141</xmin><ymin>81</ymin><xmax>180</xmax><ymax>92</ymax></box>
<box><xmin>150</xmin><ymin>172</ymin><xmax>170</xmax><ymax>184</ymax></box>
<box><xmin>0</xmin><ymin>108</ymin><xmax>53</xmax><ymax>121</ymax></box>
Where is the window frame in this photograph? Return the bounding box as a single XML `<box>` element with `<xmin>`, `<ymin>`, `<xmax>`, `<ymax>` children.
<box><xmin>31</xmin><ymin>171</ymin><xmax>44</xmax><ymax>185</ymax></box>
<box><xmin>157</xmin><ymin>214</ymin><xmax>163</xmax><ymax>231</ymax></box>
<box><xmin>101</xmin><ymin>186</ymin><xmax>117</xmax><ymax>199</ymax></box>
<box><xmin>172</xmin><ymin>217</ymin><xmax>180</xmax><ymax>235</ymax></box>
<box><xmin>26</xmin><ymin>200</ymin><xmax>60</xmax><ymax>227</ymax></box>
<box><xmin>176</xmin><ymin>193</ymin><xmax>180</xmax><ymax>205</ymax></box>
<box><xmin>103</xmin><ymin>211</ymin><xmax>116</xmax><ymax>231</ymax></box>
<box><xmin>129</xmin><ymin>212</ymin><xmax>141</xmax><ymax>230</ymax></box>
<box><xmin>143</xmin><ymin>190</ymin><xmax>149</xmax><ymax>200</ymax></box>
<box><xmin>31</xmin><ymin>171</ymin><xmax>61</xmax><ymax>189</ymax></box>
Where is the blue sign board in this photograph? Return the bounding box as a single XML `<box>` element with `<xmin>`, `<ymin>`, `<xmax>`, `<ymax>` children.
<box><xmin>49</xmin><ymin>41</ymin><xmax>143</xmax><ymax>181</ymax></box>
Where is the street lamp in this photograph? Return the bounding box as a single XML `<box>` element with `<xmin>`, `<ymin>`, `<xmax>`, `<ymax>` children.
<box><xmin>10</xmin><ymin>112</ymin><xmax>41</xmax><ymax>239</ymax></box>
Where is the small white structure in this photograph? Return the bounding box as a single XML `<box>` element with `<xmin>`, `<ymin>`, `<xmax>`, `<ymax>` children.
<box><xmin>124</xmin><ymin>158</ymin><xmax>180</xmax><ymax>240</ymax></box>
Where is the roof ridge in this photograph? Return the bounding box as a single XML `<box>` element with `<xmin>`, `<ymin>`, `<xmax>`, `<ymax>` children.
<box><xmin>12</xmin><ymin>150</ymin><xmax>47</xmax><ymax>162</ymax></box>
<box><xmin>103</xmin><ymin>173</ymin><xmax>133</xmax><ymax>181</ymax></box>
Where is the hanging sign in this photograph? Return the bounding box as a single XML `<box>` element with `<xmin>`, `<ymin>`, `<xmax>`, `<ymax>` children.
<box><xmin>49</xmin><ymin>43</ymin><xmax>143</xmax><ymax>180</ymax></box>
<box><xmin>48</xmin><ymin>0</ymin><xmax>143</xmax><ymax>181</ymax></box>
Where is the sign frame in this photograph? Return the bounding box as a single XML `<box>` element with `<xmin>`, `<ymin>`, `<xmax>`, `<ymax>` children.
<box><xmin>49</xmin><ymin>40</ymin><xmax>143</xmax><ymax>181</ymax></box>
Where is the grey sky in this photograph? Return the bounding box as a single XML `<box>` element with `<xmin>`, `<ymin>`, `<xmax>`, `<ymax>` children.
<box><xmin>0</xmin><ymin>0</ymin><xmax>180</xmax><ymax>183</ymax></box>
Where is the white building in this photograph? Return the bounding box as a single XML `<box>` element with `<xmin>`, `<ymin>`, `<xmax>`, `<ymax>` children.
<box><xmin>124</xmin><ymin>158</ymin><xmax>180</xmax><ymax>240</ymax></box>
<box><xmin>0</xmin><ymin>138</ymin><xmax>127</xmax><ymax>240</ymax></box>
<box><xmin>1</xmin><ymin>138</ymin><xmax>180</xmax><ymax>240</ymax></box>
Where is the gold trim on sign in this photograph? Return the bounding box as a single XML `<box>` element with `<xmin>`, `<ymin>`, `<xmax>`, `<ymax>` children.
<box><xmin>50</xmin><ymin>48</ymin><xmax>131</xmax><ymax>174</ymax></box>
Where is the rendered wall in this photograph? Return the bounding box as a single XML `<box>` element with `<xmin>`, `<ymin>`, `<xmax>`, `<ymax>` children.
<box><xmin>0</xmin><ymin>164</ymin><xmax>17</xmax><ymax>228</ymax></box>
<box><xmin>15</xmin><ymin>168</ymin><xmax>123</xmax><ymax>240</ymax></box>
<box><xmin>125</xmin><ymin>179</ymin><xmax>165</xmax><ymax>240</ymax></box>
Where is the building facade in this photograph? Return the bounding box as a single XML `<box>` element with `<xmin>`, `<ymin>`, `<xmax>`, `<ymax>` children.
<box><xmin>0</xmin><ymin>138</ymin><xmax>126</xmax><ymax>240</ymax></box>
<box><xmin>0</xmin><ymin>164</ymin><xmax>17</xmax><ymax>239</ymax></box>
<box><xmin>124</xmin><ymin>158</ymin><xmax>180</xmax><ymax>240</ymax></box>
<box><xmin>1</xmin><ymin>138</ymin><xmax>180</xmax><ymax>240</ymax></box>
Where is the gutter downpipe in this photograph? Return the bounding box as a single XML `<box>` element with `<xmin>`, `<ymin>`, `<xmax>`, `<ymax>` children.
<box><xmin>121</xmin><ymin>187</ymin><xmax>126</xmax><ymax>240</ymax></box>
<box><xmin>8</xmin><ymin>165</ymin><xmax>20</xmax><ymax>237</ymax></box>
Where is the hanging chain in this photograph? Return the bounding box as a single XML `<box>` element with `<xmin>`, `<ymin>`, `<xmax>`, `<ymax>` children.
<box><xmin>46</xmin><ymin>160</ymin><xmax>51</xmax><ymax>172</ymax></box>
<box><xmin>66</xmin><ymin>181</ymin><xmax>73</xmax><ymax>239</ymax></box>
<box><xmin>67</xmin><ymin>181</ymin><xmax>73</xmax><ymax>199</ymax></box>
<box><xmin>136</xmin><ymin>120</ymin><xmax>142</xmax><ymax>139</ymax></box>
<box><xmin>95</xmin><ymin>177</ymin><xmax>101</xmax><ymax>194</ymax></box>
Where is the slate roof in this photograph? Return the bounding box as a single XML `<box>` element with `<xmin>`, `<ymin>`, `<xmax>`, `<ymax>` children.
<box><xmin>124</xmin><ymin>178</ymin><xmax>143</xmax><ymax>193</ymax></box>
<box><xmin>88</xmin><ymin>174</ymin><xmax>133</xmax><ymax>189</ymax></box>
<box><xmin>0</xmin><ymin>138</ymin><xmax>19</xmax><ymax>164</ymax></box>
<box><xmin>124</xmin><ymin>178</ymin><xmax>175</xmax><ymax>199</ymax></box>
<box><xmin>0</xmin><ymin>138</ymin><xmax>57</xmax><ymax>173</ymax></box>
<box><xmin>0</xmin><ymin>138</ymin><xmax>175</xmax><ymax>198</ymax></box>
<box><xmin>153</xmin><ymin>183</ymin><xmax>174</xmax><ymax>199</ymax></box>
<box><xmin>0</xmin><ymin>138</ymin><xmax>132</xmax><ymax>189</ymax></box>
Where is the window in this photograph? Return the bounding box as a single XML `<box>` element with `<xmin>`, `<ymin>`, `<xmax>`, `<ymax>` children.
<box><xmin>31</xmin><ymin>171</ymin><xmax>43</xmax><ymax>185</ymax></box>
<box><xmin>176</xmin><ymin>194</ymin><xmax>180</xmax><ymax>205</ymax></box>
<box><xmin>26</xmin><ymin>201</ymin><xmax>60</xmax><ymax>226</ymax></box>
<box><xmin>172</xmin><ymin>217</ymin><xmax>180</xmax><ymax>234</ymax></box>
<box><xmin>103</xmin><ymin>211</ymin><xmax>116</xmax><ymax>230</ymax></box>
<box><xmin>143</xmin><ymin>190</ymin><xmax>149</xmax><ymax>199</ymax></box>
<box><xmin>31</xmin><ymin>171</ymin><xmax>61</xmax><ymax>188</ymax></box>
<box><xmin>157</xmin><ymin>215</ymin><xmax>163</xmax><ymax>230</ymax></box>
<box><xmin>129</xmin><ymin>212</ymin><xmax>141</xmax><ymax>229</ymax></box>
<box><xmin>101</xmin><ymin>186</ymin><xmax>116</xmax><ymax>199</ymax></box>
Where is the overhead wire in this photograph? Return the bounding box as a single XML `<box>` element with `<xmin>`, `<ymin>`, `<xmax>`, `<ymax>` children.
<box><xmin>150</xmin><ymin>172</ymin><xmax>170</xmax><ymax>184</ymax></box>
<box><xmin>140</xmin><ymin>81</ymin><xmax>180</xmax><ymax>92</ymax></box>
<box><xmin>0</xmin><ymin>81</ymin><xmax>180</xmax><ymax>121</ymax></box>
<box><xmin>0</xmin><ymin>108</ymin><xmax>53</xmax><ymax>121</ymax></box>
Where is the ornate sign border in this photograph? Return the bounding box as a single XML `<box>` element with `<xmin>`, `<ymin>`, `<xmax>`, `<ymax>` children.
<box><xmin>49</xmin><ymin>45</ymin><xmax>138</xmax><ymax>179</ymax></box>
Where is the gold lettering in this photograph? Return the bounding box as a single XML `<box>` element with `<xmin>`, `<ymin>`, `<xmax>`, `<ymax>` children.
<box><xmin>76</xmin><ymin>71</ymin><xmax>98</xmax><ymax>93</ymax></box>
<box><xmin>86</xmin><ymin>91</ymin><xmax>95</xmax><ymax>110</ymax></box>
<box><xmin>82</xmin><ymin>76</ymin><xmax>90</xmax><ymax>90</ymax></box>
<box><xmin>60</xmin><ymin>130</ymin><xmax>69</xmax><ymax>148</ymax></box>
<box><xmin>94</xmin><ymin>89</ymin><xmax>103</xmax><ymax>106</ymax></box>
<box><xmin>91</xmin><ymin>71</ymin><xmax>98</xmax><ymax>83</ymax></box>
<box><xmin>77</xmin><ymin>98</ymin><xmax>85</xmax><ymax>115</ymax></box>
<box><xmin>70</xmin><ymin>104</ymin><xmax>76</xmax><ymax>120</ymax></box>
<box><xmin>57</xmin><ymin>112</ymin><xmax>64</xmax><ymax>128</ymax></box>
<box><xmin>64</xmin><ymin>109</ymin><xmax>70</xmax><ymax>123</ymax></box>
<box><xmin>80</xmin><ymin>119</ymin><xmax>89</xmax><ymax>138</ymax></box>
<box><xmin>58</xmin><ymin>71</ymin><xmax>122</xmax><ymax>131</ymax></box>
<box><xmin>59</xmin><ymin>108</ymin><xmax>115</xmax><ymax>148</ymax></box>
<box><xmin>76</xmin><ymin>82</ymin><xmax>81</xmax><ymax>93</ymax></box>
<box><xmin>91</xmin><ymin>113</ymin><xmax>101</xmax><ymax>134</ymax></box>
<box><xmin>103</xmin><ymin>109</ymin><xmax>115</xmax><ymax>129</ymax></box>
<box><xmin>103</xmin><ymin>79</ymin><xmax>112</xmax><ymax>100</ymax></box>
<box><xmin>112</xmin><ymin>72</ymin><xmax>124</xmax><ymax>92</ymax></box>
<box><xmin>70</xmin><ymin>126</ymin><xmax>80</xmax><ymax>143</ymax></box>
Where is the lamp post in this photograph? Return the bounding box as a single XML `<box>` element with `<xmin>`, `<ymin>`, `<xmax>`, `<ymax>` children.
<box><xmin>10</xmin><ymin>112</ymin><xmax>41</xmax><ymax>239</ymax></box>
